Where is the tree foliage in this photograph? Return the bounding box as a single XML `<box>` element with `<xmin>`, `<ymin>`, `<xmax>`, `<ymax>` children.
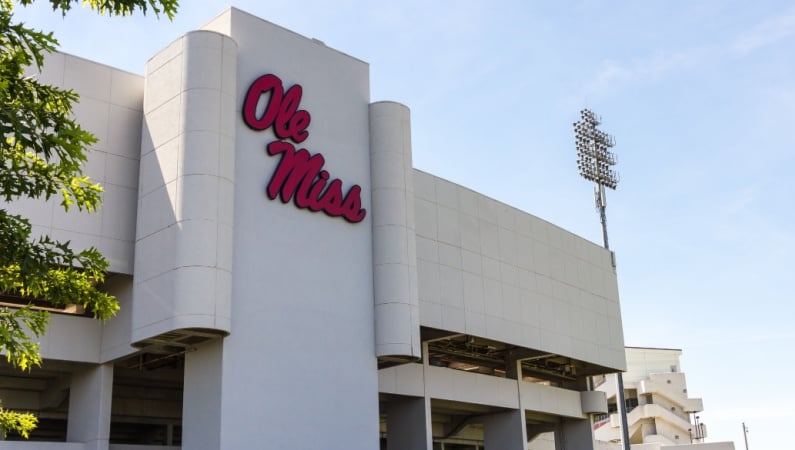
<box><xmin>0</xmin><ymin>0</ymin><xmax>178</xmax><ymax>438</ymax></box>
<box><xmin>19</xmin><ymin>0</ymin><xmax>177</xmax><ymax>18</ymax></box>
<box><xmin>0</xmin><ymin>401</ymin><xmax>37</xmax><ymax>439</ymax></box>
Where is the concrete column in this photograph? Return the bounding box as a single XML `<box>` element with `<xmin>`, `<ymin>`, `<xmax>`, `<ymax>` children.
<box><xmin>182</xmin><ymin>339</ymin><xmax>223</xmax><ymax>450</ymax></box>
<box><xmin>483</xmin><ymin>410</ymin><xmax>527</xmax><ymax>450</ymax></box>
<box><xmin>554</xmin><ymin>418</ymin><xmax>596</xmax><ymax>450</ymax></box>
<box><xmin>386</xmin><ymin>396</ymin><xmax>431</xmax><ymax>450</ymax></box>
<box><xmin>66</xmin><ymin>363</ymin><xmax>113</xmax><ymax>450</ymax></box>
<box><xmin>133</xmin><ymin>30</ymin><xmax>237</xmax><ymax>344</ymax></box>
<box><xmin>527</xmin><ymin>425</ymin><xmax>556</xmax><ymax>445</ymax></box>
<box><xmin>369</xmin><ymin>101</ymin><xmax>421</xmax><ymax>360</ymax></box>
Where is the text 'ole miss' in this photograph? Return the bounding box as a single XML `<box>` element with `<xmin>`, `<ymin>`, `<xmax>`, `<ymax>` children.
<box><xmin>242</xmin><ymin>73</ymin><xmax>366</xmax><ymax>223</ymax></box>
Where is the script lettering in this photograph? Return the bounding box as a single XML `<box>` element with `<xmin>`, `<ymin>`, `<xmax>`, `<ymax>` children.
<box><xmin>243</xmin><ymin>74</ymin><xmax>366</xmax><ymax>223</ymax></box>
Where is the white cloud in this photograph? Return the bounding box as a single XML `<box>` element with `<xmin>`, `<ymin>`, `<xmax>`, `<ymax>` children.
<box><xmin>733</xmin><ymin>6</ymin><xmax>795</xmax><ymax>54</ymax></box>
<box><xmin>689</xmin><ymin>330</ymin><xmax>795</xmax><ymax>347</ymax></box>
<box><xmin>589</xmin><ymin>6</ymin><xmax>795</xmax><ymax>94</ymax></box>
<box><xmin>587</xmin><ymin>47</ymin><xmax>708</xmax><ymax>94</ymax></box>
<box><xmin>705</xmin><ymin>405</ymin><xmax>795</xmax><ymax>421</ymax></box>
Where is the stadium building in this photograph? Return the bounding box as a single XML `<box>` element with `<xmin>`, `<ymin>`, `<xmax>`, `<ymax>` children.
<box><xmin>1</xmin><ymin>8</ymin><xmax>627</xmax><ymax>450</ymax></box>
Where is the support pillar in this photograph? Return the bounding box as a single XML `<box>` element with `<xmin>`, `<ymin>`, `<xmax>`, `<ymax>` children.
<box><xmin>66</xmin><ymin>363</ymin><xmax>113</xmax><ymax>450</ymax></box>
<box><xmin>554</xmin><ymin>418</ymin><xmax>596</xmax><ymax>450</ymax></box>
<box><xmin>369</xmin><ymin>101</ymin><xmax>421</xmax><ymax>360</ymax></box>
<box><xmin>527</xmin><ymin>425</ymin><xmax>556</xmax><ymax>447</ymax></box>
<box><xmin>483</xmin><ymin>410</ymin><xmax>527</xmax><ymax>450</ymax></box>
<box><xmin>386</xmin><ymin>396</ymin><xmax>431</xmax><ymax>450</ymax></box>
<box><xmin>183</xmin><ymin>339</ymin><xmax>224</xmax><ymax>450</ymax></box>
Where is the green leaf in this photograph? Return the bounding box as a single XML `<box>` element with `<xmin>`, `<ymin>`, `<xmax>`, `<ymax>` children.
<box><xmin>0</xmin><ymin>406</ymin><xmax>38</xmax><ymax>439</ymax></box>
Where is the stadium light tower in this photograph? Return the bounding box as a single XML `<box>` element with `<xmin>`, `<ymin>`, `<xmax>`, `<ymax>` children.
<box><xmin>573</xmin><ymin>108</ymin><xmax>619</xmax><ymax>249</ymax></box>
<box><xmin>573</xmin><ymin>108</ymin><xmax>630</xmax><ymax>450</ymax></box>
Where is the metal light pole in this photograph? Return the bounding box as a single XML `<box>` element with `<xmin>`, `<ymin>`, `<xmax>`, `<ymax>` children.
<box><xmin>694</xmin><ymin>415</ymin><xmax>702</xmax><ymax>442</ymax></box>
<box><xmin>573</xmin><ymin>109</ymin><xmax>628</xmax><ymax>449</ymax></box>
<box><xmin>742</xmin><ymin>422</ymin><xmax>749</xmax><ymax>450</ymax></box>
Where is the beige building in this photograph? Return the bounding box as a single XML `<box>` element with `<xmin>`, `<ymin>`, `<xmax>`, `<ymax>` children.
<box><xmin>592</xmin><ymin>347</ymin><xmax>735</xmax><ymax>450</ymax></box>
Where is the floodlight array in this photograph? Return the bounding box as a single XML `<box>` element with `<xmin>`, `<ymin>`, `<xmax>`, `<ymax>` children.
<box><xmin>573</xmin><ymin>108</ymin><xmax>619</xmax><ymax>189</ymax></box>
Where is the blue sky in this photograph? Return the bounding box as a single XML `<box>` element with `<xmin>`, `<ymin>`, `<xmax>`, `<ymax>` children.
<box><xmin>13</xmin><ymin>1</ymin><xmax>794</xmax><ymax>447</ymax></box>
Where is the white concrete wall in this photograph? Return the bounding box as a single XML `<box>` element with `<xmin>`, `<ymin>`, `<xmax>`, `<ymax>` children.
<box><xmin>66</xmin><ymin>364</ymin><xmax>113</xmax><ymax>449</ymax></box>
<box><xmin>109</xmin><ymin>446</ymin><xmax>178</xmax><ymax>450</ymax></box>
<box><xmin>182</xmin><ymin>340</ymin><xmax>223</xmax><ymax>450</ymax></box>
<box><xmin>414</xmin><ymin>170</ymin><xmax>625</xmax><ymax>370</ymax></box>
<box><xmin>640</xmin><ymin>372</ymin><xmax>703</xmax><ymax>413</ymax></box>
<box><xmin>132</xmin><ymin>30</ymin><xmax>237</xmax><ymax>343</ymax></box>
<box><xmin>99</xmin><ymin>275</ymin><xmax>136</xmax><ymax>362</ymax></box>
<box><xmin>519</xmin><ymin>377</ymin><xmax>584</xmax><ymax>418</ymax></box>
<box><xmin>660</xmin><ymin>443</ymin><xmax>735</xmax><ymax>450</ymax></box>
<box><xmin>0</xmin><ymin>445</ymin><xmax>178</xmax><ymax>450</ymax></box>
<box><xmin>379</xmin><ymin>363</ymin><xmax>585</xmax><ymax>419</ymax></box>
<box><xmin>648</xmin><ymin>391</ymin><xmax>691</xmax><ymax>423</ymax></box>
<box><xmin>654</xmin><ymin>419</ymin><xmax>689</xmax><ymax>445</ymax></box>
<box><xmin>38</xmin><ymin>314</ymin><xmax>101</xmax><ymax>363</ymax></box>
<box><xmin>528</xmin><ymin>432</ymin><xmax>556</xmax><ymax>450</ymax></box>
<box><xmin>0</xmin><ymin>444</ymin><xmax>86</xmax><ymax>450</ymax></box>
<box><xmin>599</xmin><ymin>441</ymin><xmax>736</xmax><ymax>450</ymax></box>
<box><xmin>5</xmin><ymin>53</ymin><xmax>143</xmax><ymax>275</ymax></box>
<box><xmin>624</xmin><ymin>347</ymin><xmax>682</xmax><ymax>383</ymax></box>
<box><xmin>202</xmin><ymin>9</ymin><xmax>378</xmax><ymax>450</ymax></box>
<box><xmin>369</xmin><ymin>101</ymin><xmax>421</xmax><ymax>359</ymax></box>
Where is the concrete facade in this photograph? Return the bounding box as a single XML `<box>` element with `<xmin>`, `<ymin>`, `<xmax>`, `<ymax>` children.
<box><xmin>0</xmin><ymin>8</ymin><xmax>627</xmax><ymax>449</ymax></box>
<box><xmin>593</xmin><ymin>347</ymin><xmax>735</xmax><ymax>450</ymax></box>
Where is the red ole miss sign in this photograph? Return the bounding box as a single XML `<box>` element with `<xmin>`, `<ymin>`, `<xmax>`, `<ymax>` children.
<box><xmin>242</xmin><ymin>73</ymin><xmax>366</xmax><ymax>223</ymax></box>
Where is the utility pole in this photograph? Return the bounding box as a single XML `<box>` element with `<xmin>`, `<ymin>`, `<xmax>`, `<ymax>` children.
<box><xmin>742</xmin><ymin>422</ymin><xmax>749</xmax><ymax>450</ymax></box>
<box><xmin>573</xmin><ymin>109</ymin><xmax>627</xmax><ymax>449</ymax></box>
